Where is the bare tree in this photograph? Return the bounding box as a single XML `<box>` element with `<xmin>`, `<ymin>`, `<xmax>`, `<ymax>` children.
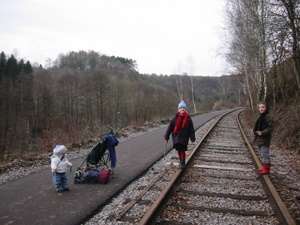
<box><xmin>224</xmin><ymin>0</ymin><xmax>272</xmax><ymax>108</ymax></box>
<box><xmin>186</xmin><ymin>56</ymin><xmax>197</xmax><ymax>113</ymax></box>
<box><xmin>268</xmin><ymin>0</ymin><xmax>300</xmax><ymax>90</ymax></box>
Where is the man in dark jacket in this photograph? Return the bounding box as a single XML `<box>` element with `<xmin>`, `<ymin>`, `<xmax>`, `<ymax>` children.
<box><xmin>164</xmin><ymin>100</ymin><xmax>195</xmax><ymax>168</ymax></box>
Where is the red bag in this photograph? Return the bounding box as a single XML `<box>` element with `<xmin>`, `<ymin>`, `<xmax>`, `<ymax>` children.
<box><xmin>98</xmin><ymin>170</ymin><xmax>110</xmax><ymax>184</ymax></box>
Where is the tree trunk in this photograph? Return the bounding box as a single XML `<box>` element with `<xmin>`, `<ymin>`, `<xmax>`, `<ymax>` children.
<box><xmin>281</xmin><ymin>0</ymin><xmax>300</xmax><ymax>90</ymax></box>
<box><xmin>190</xmin><ymin>76</ymin><xmax>197</xmax><ymax>113</ymax></box>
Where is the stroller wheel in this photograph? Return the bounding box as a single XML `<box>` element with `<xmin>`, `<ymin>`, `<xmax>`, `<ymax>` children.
<box><xmin>108</xmin><ymin>167</ymin><xmax>114</xmax><ymax>175</ymax></box>
<box><xmin>74</xmin><ymin>170</ymin><xmax>83</xmax><ymax>178</ymax></box>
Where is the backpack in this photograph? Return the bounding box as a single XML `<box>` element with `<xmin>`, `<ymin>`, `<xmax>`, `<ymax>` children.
<box><xmin>98</xmin><ymin>170</ymin><xmax>110</xmax><ymax>184</ymax></box>
<box><xmin>81</xmin><ymin>169</ymin><xmax>100</xmax><ymax>184</ymax></box>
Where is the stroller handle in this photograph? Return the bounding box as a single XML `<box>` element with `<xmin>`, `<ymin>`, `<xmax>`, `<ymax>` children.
<box><xmin>106</xmin><ymin>124</ymin><xmax>123</xmax><ymax>136</ymax></box>
<box><xmin>107</xmin><ymin>125</ymin><xmax>113</xmax><ymax>130</ymax></box>
<box><xmin>114</xmin><ymin>124</ymin><xmax>123</xmax><ymax>136</ymax></box>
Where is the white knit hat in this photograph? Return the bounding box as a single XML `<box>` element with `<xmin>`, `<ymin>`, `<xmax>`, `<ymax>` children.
<box><xmin>53</xmin><ymin>145</ymin><xmax>67</xmax><ymax>155</ymax></box>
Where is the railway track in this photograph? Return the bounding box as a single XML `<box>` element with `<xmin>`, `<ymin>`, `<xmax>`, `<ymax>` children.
<box><xmin>85</xmin><ymin>109</ymin><xmax>296</xmax><ymax>225</ymax></box>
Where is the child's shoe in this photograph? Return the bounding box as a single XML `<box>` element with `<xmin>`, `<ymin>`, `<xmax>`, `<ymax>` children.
<box><xmin>258</xmin><ymin>163</ymin><xmax>271</xmax><ymax>174</ymax></box>
<box><xmin>63</xmin><ymin>187</ymin><xmax>70</xmax><ymax>191</ymax></box>
<box><xmin>179</xmin><ymin>158</ymin><xmax>185</xmax><ymax>169</ymax></box>
<box><xmin>56</xmin><ymin>189</ymin><xmax>63</xmax><ymax>193</ymax></box>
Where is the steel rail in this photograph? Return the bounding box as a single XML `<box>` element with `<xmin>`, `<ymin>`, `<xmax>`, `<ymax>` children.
<box><xmin>138</xmin><ymin>109</ymin><xmax>296</xmax><ymax>225</ymax></box>
<box><xmin>138</xmin><ymin>110</ymin><xmax>232</xmax><ymax>225</ymax></box>
<box><xmin>237</xmin><ymin>111</ymin><xmax>296</xmax><ymax>225</ymax></box>
<box><xmin>116</xmin><ymin>168</ymin><xmax>169</xmax><ymax>221</ymax></box>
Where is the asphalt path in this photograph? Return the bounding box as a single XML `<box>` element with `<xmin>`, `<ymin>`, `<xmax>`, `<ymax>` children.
<box><xmin>0</xmin><ymin>108</ymin><xmax>237</xmax><ymax>225</ymax></box>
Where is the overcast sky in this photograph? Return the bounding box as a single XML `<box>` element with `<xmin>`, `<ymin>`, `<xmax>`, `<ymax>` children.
<box><xmin>1</xmin><ymin>0</ymin><xmax>228</xmax><ymax>76</ymax></box>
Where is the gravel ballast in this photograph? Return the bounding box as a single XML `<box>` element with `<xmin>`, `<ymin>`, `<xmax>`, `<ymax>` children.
<box><xmin>0</xmin><ymin>112</ymin><xmax>299</xmax><ymax>224</ymax></box>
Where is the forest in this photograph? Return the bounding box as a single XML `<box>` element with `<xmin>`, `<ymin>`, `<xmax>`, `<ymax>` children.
<box><xmin>223</xmin><ymin>0</ymin><xmax>300</xmax><ymax>152</ymax></box>
<box><xmin>1</xmin><ymin>0</ymin><xmax>299</xmax><ymax>162</ymax></box>
<box><xmin>0</xmin><ymin>50</ymin><xmax>241</xmax><ymax>161</ymax></box>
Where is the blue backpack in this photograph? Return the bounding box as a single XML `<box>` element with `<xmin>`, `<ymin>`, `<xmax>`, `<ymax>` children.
<box><xmin>74</xmin><ymin>169</ymin><xmax>110</xmax><ymax>184</ymax></box>
<box><xmin>82</xmin><ymin>170</ymin><xmax>100</xmax><ymax>184</ymax></box>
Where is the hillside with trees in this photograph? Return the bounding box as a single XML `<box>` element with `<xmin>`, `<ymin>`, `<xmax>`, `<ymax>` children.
<box><xmin>223</xmin><ymin>0</ymin><xmax>299</xmax><ymax>151</ymax></box>
<box><xmin>1</xmin><ymin>0</ymin><xmax>299</xmax><ymax>163</ymax></box>
<box><xmin>0</xmin><ymin>50</ymin><xmax>241</xmax><ymax>161</ymax></box>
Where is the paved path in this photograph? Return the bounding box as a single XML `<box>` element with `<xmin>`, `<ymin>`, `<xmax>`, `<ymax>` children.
<box><xmin>0</xmin><ymin>109</ymin><xmax>237</xmax><ymax>225</ymax></box>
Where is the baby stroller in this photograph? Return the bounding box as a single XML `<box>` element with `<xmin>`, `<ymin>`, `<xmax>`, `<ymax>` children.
<box><xmin>74</xmin><ymin>124</ymin><xmax>123</xmax><ymax>184</ymax></box>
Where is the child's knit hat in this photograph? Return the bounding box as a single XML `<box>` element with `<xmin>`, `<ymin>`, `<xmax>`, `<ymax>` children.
<box><xmin>178</xmin><ymin>100</ymin><xmax>187</xmax><ymax>109</ymax></box>
<box><xmin>53</xmin><ymin>145</ymin><xmax>67</xmax><ymax>155</ymax></box>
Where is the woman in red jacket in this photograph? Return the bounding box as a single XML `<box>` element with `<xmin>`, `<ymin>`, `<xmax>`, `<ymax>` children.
<box><xmin>164</xmin><ymin>100</ymin><xmax>195</xmax><ymax>168</ymax></box>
